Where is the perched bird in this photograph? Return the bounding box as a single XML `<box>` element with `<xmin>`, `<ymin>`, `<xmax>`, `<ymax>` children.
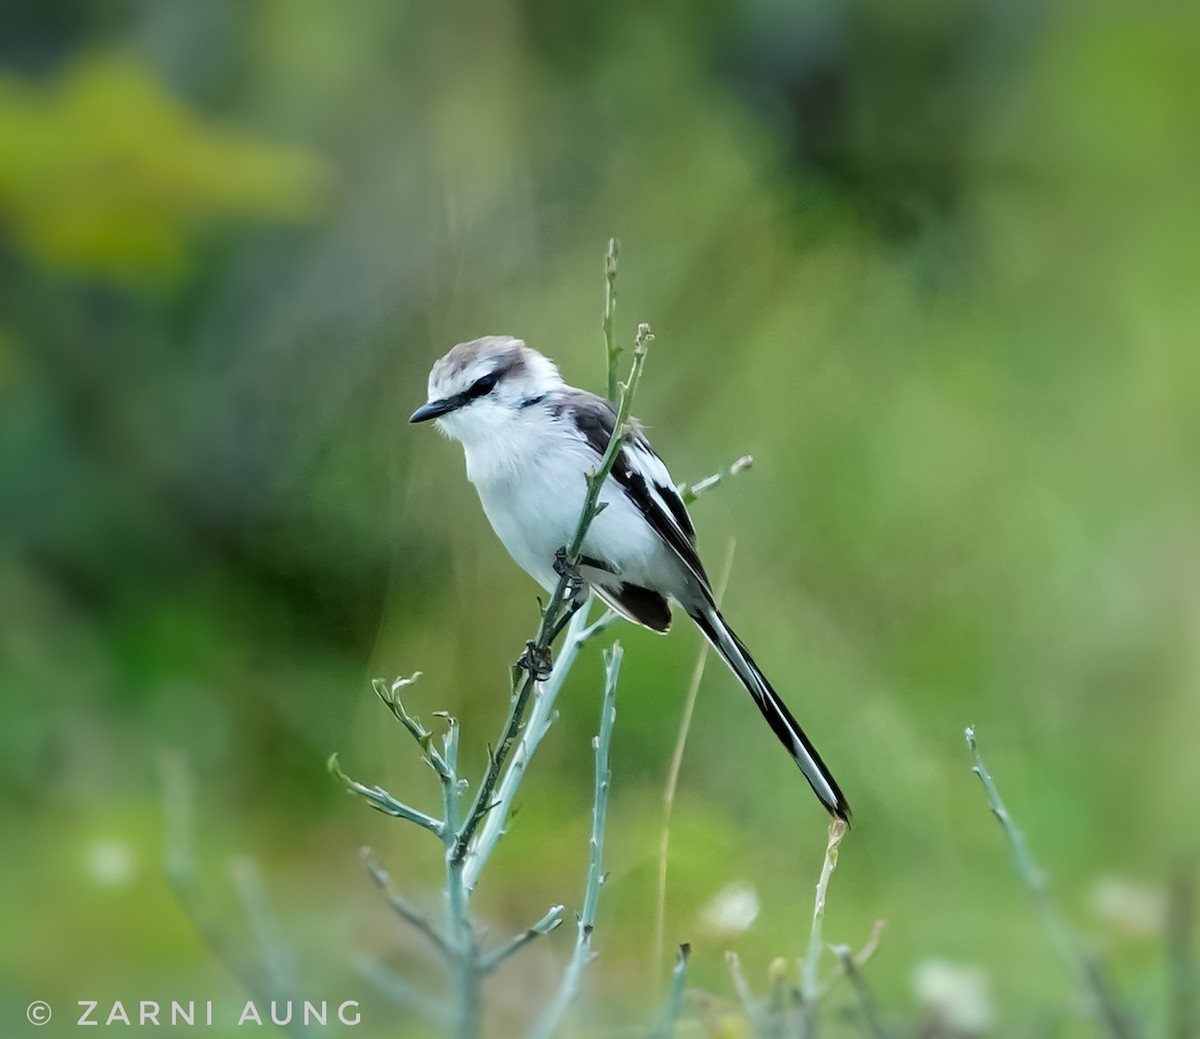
<box><xmin>410</xmin><ymin>335</ymin><xmax>849</xmax><ymax>820</ymax></box>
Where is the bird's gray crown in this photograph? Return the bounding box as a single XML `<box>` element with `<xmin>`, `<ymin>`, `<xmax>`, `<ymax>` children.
<box><xmin>426</xmin><ymin>335</ymin><xmax>561</xmax><ymax>400</ymax></box>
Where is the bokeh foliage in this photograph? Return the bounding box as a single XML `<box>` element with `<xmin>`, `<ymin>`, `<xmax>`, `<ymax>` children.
<box><xmin>1</xmin><ymin>1</ymin><xmax>1197</xmax><ymax>1035</ymax></box>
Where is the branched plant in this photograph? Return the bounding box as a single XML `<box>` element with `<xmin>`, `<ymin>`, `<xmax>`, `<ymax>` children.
<box><xmin>723</xmin><ymin>819</ymin><xmax>886</xmax><ymax>1039</ymax></box>
<box><xmin>331</xmin><ymin>243</ymin><xmax>684</xmax><ymax>1037</ymax></box>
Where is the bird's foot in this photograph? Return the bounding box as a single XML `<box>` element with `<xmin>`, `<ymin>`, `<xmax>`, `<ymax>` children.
<box><xmin>552</xmin><ymin>547</ymin><xmax>586</xmax><ymax>598</ymax></box>
<box><xmin>552</xmin><ymin>546</ymin><xmax>578</xmax><ymax>579</ymax></box>
<box><xmin>517</xmin><ymin>640</ymin><xmax>553</xmax><ymax>682</ymax></box>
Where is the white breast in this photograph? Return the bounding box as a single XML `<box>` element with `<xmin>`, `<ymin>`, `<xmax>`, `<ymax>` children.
<box><xmin>461</xmin><ymin>414</ymin><xmax>668</xmax><ymax>594</ymax></box>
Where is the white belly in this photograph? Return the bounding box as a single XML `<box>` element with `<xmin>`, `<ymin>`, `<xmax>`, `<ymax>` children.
<box><xmin>464</xmin><ymin>430</ymin><xmax>667</xmax><ymax>594</ymax></box>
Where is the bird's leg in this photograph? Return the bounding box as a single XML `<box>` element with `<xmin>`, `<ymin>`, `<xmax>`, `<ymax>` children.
<box><xmin>546</xmin><ymin>546</ymin><xmax>589</xmax><ymax>643</ymax></box>
<box><xmin>545</xmin><ymin>594</ymin><xmax>585</xmax><ymax>646</ymax></box>
<box><xmin>516</xmin><ymin>592</ymin><xmax>585</xmax><ymax>680</ymax></box>
<box><xmin>552</xmin><ymin>546</ymin><xmax>584</xmax><ymax>588</ymax></box>
<box><xmin>514</xmin><ymin>551</ymin><xmax>589</xmax><ymax>681</ymax></box>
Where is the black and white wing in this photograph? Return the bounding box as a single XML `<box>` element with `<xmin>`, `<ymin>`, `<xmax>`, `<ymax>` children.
<box><xmin>549</xmin><ymin>390</ymin><xmax>712</xmax><ymax>626</ymax></box>
<box><xmin>548</xmin><ymin>391</ymin><xmax>850</xmax><ymax>818</ymax></box>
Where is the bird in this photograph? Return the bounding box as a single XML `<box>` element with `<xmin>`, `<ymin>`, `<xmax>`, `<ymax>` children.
<box><xmin>409</xmin><ymin>335</ymin><xmax>850</xmax><ymax>820</ymax></box>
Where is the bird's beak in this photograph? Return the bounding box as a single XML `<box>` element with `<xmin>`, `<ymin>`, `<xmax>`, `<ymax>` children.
<box><xmin>409</xmin><ymin>398</ymin><xmax>456</xmax><ymax>423</ymax></box>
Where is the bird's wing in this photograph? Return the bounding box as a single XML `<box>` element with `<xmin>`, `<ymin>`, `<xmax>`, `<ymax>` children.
<box><xmin>551</xmin><ymin>390</ymin><xmax>712</xmax><ymax>593</ymax></box>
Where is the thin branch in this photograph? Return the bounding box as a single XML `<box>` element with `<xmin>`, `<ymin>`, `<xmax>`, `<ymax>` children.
<box><xmin>438</xmin><ymin>706</ymin><xmax>477</xmax><ymax>1039</ymax></box>
<box><xmin>530</xmin><ymin>643</ymin><xmax>623</xmax><ymax>1039</ymax></box>
<box><xmin>654</xmin><ymin>539</ymin><xmax>737</xmax><ymax>976</ymax></box>
<box><xmin>800</xmin><ymin>818</ymin><xmax>848</xmax><ymax>1033</ymax></box>
<box><xmin>965</xmin><ymin>727</ymin><xmax>1138</xmax><ymax>1039</ymax></box>
<box><xmin>229</xmin><ymin>857</ymin><xmax>299</xmax><ymax>1003</ymax></box>
<box><xmin>650</xmin><ymin>944</ymin><xmax>692</xmax><ymax>1039</ymax></box>
<box><xmin>439</xmin><ymin>709</ymin><xmax>461</xmax><ymax>777</ymax></box>
<box><xmin>766</xmin><ymin>957</ymin><xmax>796</xmax><ymax>1038</ymax></box>
<box><xmin>463</xmin><ymin>602</ymin><xmax>618</xmax><ymax>893</ymax></box>
<box><xmin>580</xmin><ymin>646</ymin><xmax>620</xmax><ymax>947</ymax></box>
<box><xmin>327</xmin><ymin>753</ymin><xmax>444</xmax><ymax>837</ymax></box>
<box><xmin>161</xmin><ymin>753</ymin><xmax>268</xmax><ymax>999</ymax></box>
<box><xmin>726</xmin><ymin>951</ymin><xmax>766</xmax><ymax>1035</ymax></box>
<box><xmin>161</xmin><ymin>754</ymin><xmax>310</xmax><ymax>1038</ymax></box>
<box><xmin>603</xmin><ymin>237</ymin><xmax>620</xmax><ymax>403</ymax></box>
<box><xmin>678</xmin><ymin>454</ymin><xmax>754</xmax><ymax>505</ymax></box>
<box><xmin>355</xmin><ymin>954</ymin><xmax>450</xmax><ymax>1027</ymax></box>
<box><xmin>451</xmin><ymin>326</ymin><xmax>652</xmax><ymax>867</ymax></box>
<box><xmin>818</xmin><ymin>919</ymin><xmax>887</xmax><ymax>999</ymax></box>
<box><xmin>577</xmin><ymin>607</ymin><xmax>621</xmax><ymax>645</ymax></box>
<box><xmin>856</xmin><ymin>919</ymin><xmax>887</xmax><ymax>966</ymax></box>
<box><xmin>362</xmin><ymin>850</ymin><xmax>449</xmax><ymax>958</ymax></box>
<box><xmin>832</xmin><ymin>944</ymin><xmax>888</xmax><ymax>1039</ymax></box>
<box><xmin>480</xmin><ymin>904</ymin><xmax>565</xmax><ymax>974</ymax></box>
<box><xmin>372</xmin><ymin>675</ymin><xmax>454</xmax><ymax>782</ymax></box>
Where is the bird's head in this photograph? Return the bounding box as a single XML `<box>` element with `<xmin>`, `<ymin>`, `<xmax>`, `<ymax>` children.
<box><xmin>410</xmin><ymin>336</ymin><xmax>562</xmax><ymax>443</ymax></box>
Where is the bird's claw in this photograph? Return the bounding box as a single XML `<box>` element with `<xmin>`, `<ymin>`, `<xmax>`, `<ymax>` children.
<box><xmin>517</xmin><ymin>640</ymin><xmax>553</xmax><ymax>681</ymax></box>
<box><xmin>552</xmin><ymin>547</ymin><xmax>585</xmax><ymax>597</ymax></box>
<box><xmin>552</xmin><ymin>547</ymin><xmax>574</xmax><ymax>578</ymax></box>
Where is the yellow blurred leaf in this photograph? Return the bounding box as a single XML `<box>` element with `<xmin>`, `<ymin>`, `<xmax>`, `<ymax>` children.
<box><xmin>0</xmin><ymin>53</ymin><xmax>328</xmax><ymax>280</ymax></box>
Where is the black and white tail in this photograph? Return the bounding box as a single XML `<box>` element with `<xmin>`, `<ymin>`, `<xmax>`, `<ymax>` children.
<box><xmin>690</xmin><ymin>604</ymin><xmax>850</xmax><ymax>821</ymax></box>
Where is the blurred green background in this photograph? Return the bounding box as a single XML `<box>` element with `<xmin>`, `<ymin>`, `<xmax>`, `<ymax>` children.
<box><xmin>2</xmin><ymin>1</ymin><xmax>1197</xmax><ymax>1035</ymax></box>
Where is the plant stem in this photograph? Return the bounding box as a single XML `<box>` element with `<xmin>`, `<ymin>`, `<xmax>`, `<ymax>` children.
<box><xmin>428</xmin><ymin>715</ymin><xmax>477</xmax><ymax>1039</ymax></box>
<box><xmin>328</xmin><ymin>753</ymin><xmax>444</xmax><ymax>836</ymax></box>
<box><xmin>362</xmin><ymin>850</ymin><xmax>449</xmax><ymax>957</ymax></box>
<box><xmin>229</xmin><ymin>857</ymin><xmax>299</xmax><ymax>1005</ymax></box>
<box><xmin>480</xmin><ymin>905</ymin><xmax>565</xmax><ymax>975</ymax></box>
<box><xmin>530</xmin><ymin>643</ymin><xmax>623</xmax><ymax>1039</ymax></box>
<box><xmin>800</xmin><ymin>818</ymin><xmax>848</xmax><ymax>1036</ymax></box>
<box><xmin>355</xmin><ymin>955</ymin><xmax>451</xmax><ymax>1027</ymax></box>
<box><xmin>650</xmin><ymin>944</ymin><xmax>691</xmax><ymax>1039</ymax></box>
<box><xmin>463</xmin><ymin>602</ymin><xmax>617</xmax><ymax>893</ymax></box>
<box><xmin>603</xmin><ymin>237</ymin><xmax>620</xmax><ymax>403</ymax></box>
<box><xmin>965</xmin><ymin>727</ymin><xmax>1137</xmax><ymax>1039</ymax></box>
<box><xmin>162</xmin><ymin>754</ymin><xmax>311</xmax><ymax>1038</ymax></box>
<box><xmin>832</xmin><ymin>945</ymin><xmax>888</xmax><ymax>1039</ymax></box>
<box><xmin>653</xmin><ymin>539</ymin><xmax>737</xmax><ymax>976</ymax></box>
<box><xmin>817</xmin><ymin>919</ymin><xmax>886</xmax><ymax>1000</ymax></box>
<box><xmin>678</xmin><ymin>454</ymin><xmax>754</xmax><ymax>505</ymax></box>
<box><xmin>726</xmin><ymin>951</ymin><xmax>759</xmax><ymax>1025</ymax></box>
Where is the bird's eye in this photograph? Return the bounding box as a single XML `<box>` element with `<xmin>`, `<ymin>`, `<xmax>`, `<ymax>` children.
<box><xmin>467</xmin><ymin>372</ymin><xmax>498</xmax><ymax>399</ymax></box>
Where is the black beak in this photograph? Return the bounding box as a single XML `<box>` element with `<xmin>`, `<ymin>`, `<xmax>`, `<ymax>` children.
<box><xmin>409</xmin><ymin>398</ymin><xmax>457</xmax><ymax>423</ymax></box>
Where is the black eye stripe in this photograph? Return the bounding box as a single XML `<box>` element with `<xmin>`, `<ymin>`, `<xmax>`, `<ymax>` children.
<box><xmin>466</xmin><ymin>372</ymin><xmax>498</xmax><ymax>399</ymax></box>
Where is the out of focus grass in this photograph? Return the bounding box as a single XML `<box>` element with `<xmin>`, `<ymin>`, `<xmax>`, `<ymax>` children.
<box><xmin>1</xmin><ymin>2</ymin><xmax>1197</xmax><ymax>1035</ymax></box>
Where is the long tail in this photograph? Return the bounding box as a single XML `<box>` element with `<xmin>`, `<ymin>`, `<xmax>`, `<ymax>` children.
<box><xmin>690</xmin><ymin>604</ymin><xmax>850</xmax><ymax>821</ymax></box>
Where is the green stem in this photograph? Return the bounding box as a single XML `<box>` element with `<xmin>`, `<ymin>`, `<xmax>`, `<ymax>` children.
<box><xmin>529</xmin><ymin>644</ymin><xmax>623</xmax><ymax>1039</ymax></box>
<box><xmin>650</xmin><ymin>944</ymin><xmax>691</xmax><ymax>1039</ymax></box>
<box><xmin>800</xmin><ymin>818</ymin><xmax>848</xmax><ymax>1037</ymax></box>
<box><xmin>833</xmin><ymin>945</ymin><xmax>888</xmax><ymax>1039</ymax></box>
<box><xmin>437</xmin><ymin>720</ymin><xmax>479</xmax><ymax>1039</ymax></box>
<box><xmin>965</xmin><ymin>727</ymin><xmax>1137</xmax><ymax>1039</ymax></box>
<box><xmin>462</xmin><ymin>603</ymin><xmax>617</xmax><ymax>893</ymax></box>
<box><xmin>603</xmin><ymin>237</ymin><xmax>620</xmax><ymax>403</ymax></box>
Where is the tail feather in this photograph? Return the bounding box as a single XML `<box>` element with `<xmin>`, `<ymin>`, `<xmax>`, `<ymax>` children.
<box><xmin>690</xmin><ymin>605</ymin><xmax>851</xmax><ymax>821</ymax></box>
